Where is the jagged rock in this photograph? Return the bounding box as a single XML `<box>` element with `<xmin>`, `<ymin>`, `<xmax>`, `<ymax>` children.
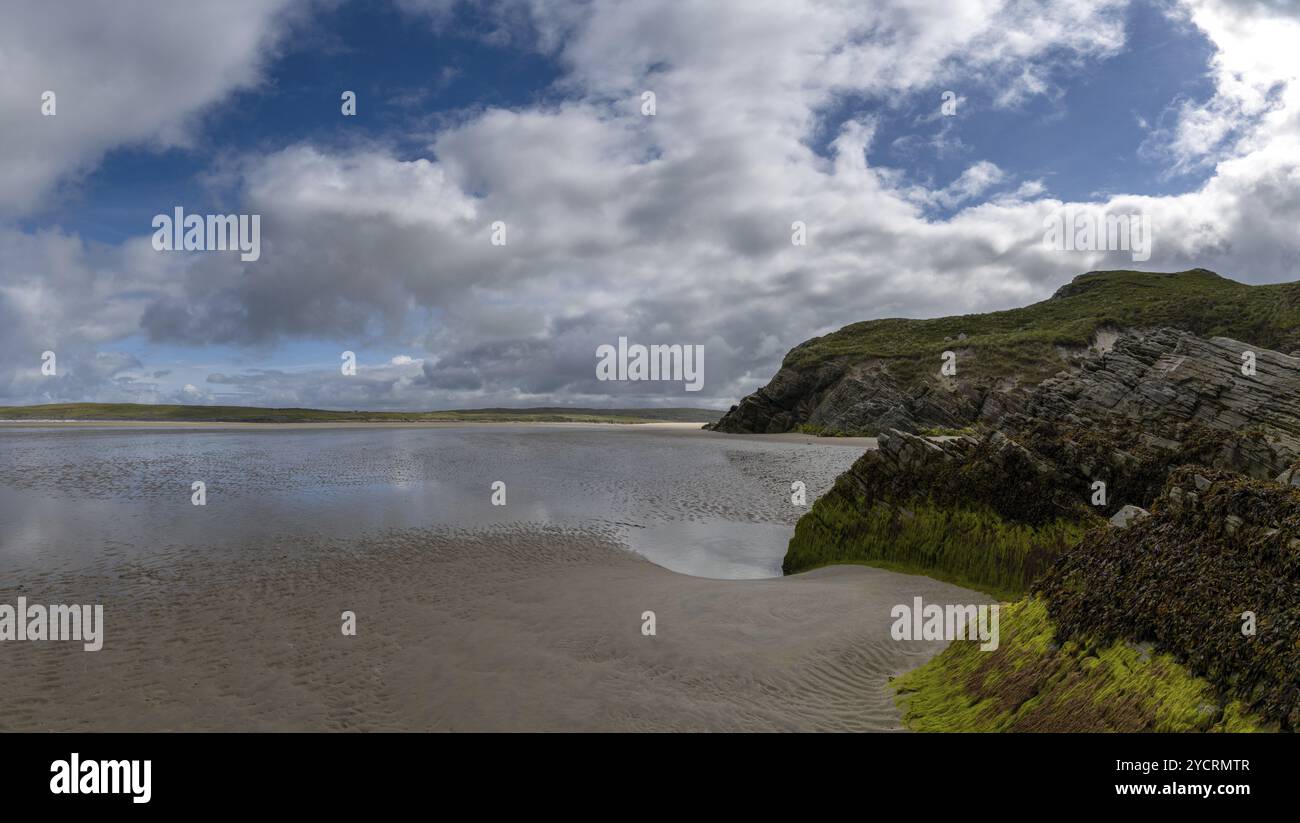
<box><xmin>786</xmin><ymin>412</ymin><xmax>1295</xmax><ymax>595</ymax></box>
<box><xmin>711</xmin><ymin>271</ymin><xmax>1300</xmax><ymax>440</ymax></box>
<box><xmin>715</xmin><ymin>325</ymin><xmax>1300</xmax><ymax>451</ymax></box>
<box><xmin>1026</xmin><ymin>329</ymin><xmax>1300</xmax><ymax>471</ymax></box>
<box><xmin>1109</xmin><ymin>505</ymin><xmax>1150</xmax><ymax>528</ymax></box>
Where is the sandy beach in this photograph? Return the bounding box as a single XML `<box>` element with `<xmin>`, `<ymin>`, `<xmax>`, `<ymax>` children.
<box><xmin>0</xmin><ymin>418</ymin><xmax>879</xmax><ymax>447</ymax></box>
<box><xmin>0</xmin><ymin>525</ymin><xmax>982</xmax><ymax>731</ymax></box>
<box><xmin>0</xmin><ymin>424</ymin><xmax>970</xmax><ymax>731</ymax></box>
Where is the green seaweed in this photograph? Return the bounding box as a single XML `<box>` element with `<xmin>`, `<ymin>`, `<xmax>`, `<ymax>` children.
<box><xmin>785</xmin><ymin>496</ymin><xmax>1090</xmax><ymax>600</ymax></box>
<box><xmin>1036</xmin><ymin>468</ymin><xmax>1300</xmax><ymax>729</ymax></box>
<box><xmin>894</xmin><ymin>599</ymin><xmax>1267</xmax><ymax>732</ymax></box>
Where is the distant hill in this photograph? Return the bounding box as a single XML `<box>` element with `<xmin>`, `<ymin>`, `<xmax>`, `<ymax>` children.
<box><xmin>0</xmin><ymin>403</ymin><xmax>722</xmax><ymax>424</ymax></box>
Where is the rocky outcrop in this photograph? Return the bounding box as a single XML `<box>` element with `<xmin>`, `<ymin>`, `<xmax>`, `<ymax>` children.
<box><xmin>1108</xmin><ymin>504</ymin><xmax>1149</xmax><ymax>528</ymax></box>
<box><xmin>784</xmin><ymin>427</ymin><xmax>1101</xmax><ymax>596</ymax></box>
<box><xmin>784</xmin><ymin>415</ymin><xmax>1295</xmax><ymax>596</ymax></box>
<box><xmin>1037</xmin><ymin>468</ymin><xmax>1300</xmax><ymax>729</ymax></box>
<box><xmin>709</xmin><ymin>355</ymin><xmax>1042</xmax><ymax>434</ymax></box>
<box><xmin>712</xmin><ymin>269</ymin><xmax>1300</xmax><ymax>436</ymax></box>
<box><xmin>1027</xmin><ymin>328</ymin><xmax>1300</xmax><ymax>455</ymax></box>
<box><xmin>770</xmin><ymin>270</ymin><xmax>1300</xmax><ymax>730</ymax></box>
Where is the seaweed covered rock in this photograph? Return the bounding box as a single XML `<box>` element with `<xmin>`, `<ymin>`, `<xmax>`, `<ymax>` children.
<box><xmin>1008</xmin><ymin>414</ymin><xmax>1292</xmax><ymax>501</ymax></box>
<box><xmin>784</xmin><ymin>416</ymin><xmax>1291</xmax><ymax>597</ymax></box>
<box><xmin>894</xmin><ymin>599</ymin><xmax>1264</xmax><ymax>732</ymax></box>
<box><xmin>784</xmin><ymin>429</ymin><xmax>1099</xmax><ymax>598</ymax></box>
<box><xmin>1036</xmin><ymin>468</ymin><xmax>1300</xmax><ymax>729</ymax></box>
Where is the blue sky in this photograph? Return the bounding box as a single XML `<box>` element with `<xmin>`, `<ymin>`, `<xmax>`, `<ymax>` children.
<box><xmin>3</xmin><ymin>0</ymin><xmax>1300</xmax><ymax>410</ymax></box>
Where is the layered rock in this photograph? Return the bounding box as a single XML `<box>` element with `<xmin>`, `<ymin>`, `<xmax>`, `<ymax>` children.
<box><xmin>709</xmin><ymin>353</ymin><xmax>1044</xmax><ymax>434</ymax></box>
<box><xmin>712</xmin><ymin>269</ymin><xmax>1300</xmax><ymax>436</ymax></box>
<box><xmin>1027</xmin><ymin>328</ymin><xmax>1300</xmax><ymax>456</ymax></box>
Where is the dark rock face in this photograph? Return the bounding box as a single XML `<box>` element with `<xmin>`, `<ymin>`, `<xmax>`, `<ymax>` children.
<box><xmin>709</xmin><ymin>359</ymin><xmax>1024</xmax><ymax>434</ymax></box>
<box><xmin>708</xmin><ymin>359</ymin><xmax>845</xmax><ymax>433</ymax></box>
<box><xmin>1027</xmin><ymin>329</ymin><xmax>1300</xmax><ymax>455</ymax></box>
<box><xmin>1037</xmin><ymin>468</ymin><xmax>1300</xmax><ymax>729</ymax></box>
<box><xmin>784</xmin><ymin>413</ymin><xmax>1296</xmax><ymax>596</ymax></box>
<box><xmin>856</xmin><ymin>428</ymin><xmax>1087</xmax><ymax>526</ymax></box>
<box><xmin>773</xmin><ymin>304</ymin><xmax>1300</xmax><ymax>729</ymax></box>
<box><xmin>716</xmin><ymin>327</ymin><xmax>1300</xmax><ymax>472</ymax></box>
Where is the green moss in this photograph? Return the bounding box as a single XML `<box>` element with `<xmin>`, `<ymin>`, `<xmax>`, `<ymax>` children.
<box><xmin>785</xmin><ymin>496</ymin><xmax>1091</xmax><ymax>600</ymax></box>
<box><xmin>793</xmin><ymin>422</ymin><xmax>881</xmax><ymax>437</ymax></box>
<box><xmin>894</xmin><ymin>599</ymin><xmax>1267</xmax><ymax>732</ymax></box>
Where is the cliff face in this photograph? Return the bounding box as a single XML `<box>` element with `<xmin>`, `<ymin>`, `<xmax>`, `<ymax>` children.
<box><xmin>783</xmin><ymin>306</ymin><xmax>1300</xmax><ymax>595</ymax></box>
<box><xmin>770</xmin><ymin>269</ymin><xmax>1300</xmax><ymax>732</ymax></box>
<box><xmin>709</xmin><ymin>354</ymin><xmax>1038</xmax><ymax>434</ymax></box>
<box><xmin>1028</xmin><ymin>329</ymin><xmax>1300</xmax><ymax>455</ymax></box>
<box><xmin>710</xmin><ymin>269</ymin><xmax>1300</xmax><ymax>435</ymax></box>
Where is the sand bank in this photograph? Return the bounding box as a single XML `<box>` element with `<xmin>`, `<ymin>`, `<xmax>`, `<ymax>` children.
<box><xmin>0</xmin><ymin>527</ymin><xmax>982</xmax><ymax>731</ymax></box>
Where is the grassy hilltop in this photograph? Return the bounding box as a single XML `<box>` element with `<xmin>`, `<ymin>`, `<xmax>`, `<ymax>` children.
<box><xmin>785</xmin><ymin>268</ymin><xmax>1300</xmax><ymax>379</ymax></box>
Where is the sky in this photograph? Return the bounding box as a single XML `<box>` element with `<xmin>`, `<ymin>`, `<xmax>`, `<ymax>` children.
<box><xmin>2</xmin><ymin>0</ymin><xmax>1300</xmax><ymax>411</ymax></box>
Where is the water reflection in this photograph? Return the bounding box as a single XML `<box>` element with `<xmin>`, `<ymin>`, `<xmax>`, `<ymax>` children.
<box><xmin>0</xmin><ymin>426</ymin><xmax>864</xmax><ymax>580</ymax></box>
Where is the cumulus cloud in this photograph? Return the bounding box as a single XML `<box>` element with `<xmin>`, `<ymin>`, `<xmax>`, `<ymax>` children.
<box><xmin>4</xmin><ymin>0</ymin><xmax>1300</xmax><ymax>410</ymax></box>
<box><xmin>0</xmin><ymin>0</ymin><xmax>301</xmax><ymax>217</ymax></box>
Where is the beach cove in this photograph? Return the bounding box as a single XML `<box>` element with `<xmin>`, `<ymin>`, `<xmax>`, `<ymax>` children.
<box><xmin>0</xmin><ymin>423</ymin><xmax>982</xmax><ymax>731</ymax></box>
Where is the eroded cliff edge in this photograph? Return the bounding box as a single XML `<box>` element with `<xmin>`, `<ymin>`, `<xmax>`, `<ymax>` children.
<box><xmin>766</xmin><ymin>268</ymin><xmax>1300</xmax><ymax>730</ymax></box>
<box><xmin>709</xmin><ymin>269</ymin><xmax>1300</xmax><ymax>435</ymax></box>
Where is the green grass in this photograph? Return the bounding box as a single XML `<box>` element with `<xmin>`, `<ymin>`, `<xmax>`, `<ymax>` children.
<box><xmin>784</xmin><ymin>494</ymin><xmax>1094</xmax><ymax>601</ymax></box>
<box><xmin>894</xmin><ymin>599</ymin><xmax>1266</xmax><ymax>732</ymax></box>
<box><xmin>0</xmin><ymin>402</ymin><xmax>722</xmax><ymax>424</ymax></box>
<box><xmin>781</xmin><ymin>268</ymin><xmax>1300</xmax><ymax>388</ymax></box>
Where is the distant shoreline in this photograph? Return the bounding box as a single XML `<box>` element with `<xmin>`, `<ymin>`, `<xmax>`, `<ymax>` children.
<box><xmin>0</xmin><ymin>419</ymin><xmax>704</xmax><ymax>429</ymax></box>
<box><xmin>0</xmin><ymin>402</ymin><xmax>724</xmax><ymax>426</ymax></box>
<box><xmin>0</xmin><ymin>418</ymin><xmax>879</xmax><ymax>445</ymax></box>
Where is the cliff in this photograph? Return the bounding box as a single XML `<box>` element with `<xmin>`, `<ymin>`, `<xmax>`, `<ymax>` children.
<box><xmin>710</xmin><ymin>269</ymin><xmax>1300</xmax><ymax>435</ymax></box>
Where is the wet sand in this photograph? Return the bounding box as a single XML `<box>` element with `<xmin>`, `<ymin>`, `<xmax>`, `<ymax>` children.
<box><xmin>0</xmin><ymin>526</ymin><xmax>983</xmax><ymax>731</ymax></box>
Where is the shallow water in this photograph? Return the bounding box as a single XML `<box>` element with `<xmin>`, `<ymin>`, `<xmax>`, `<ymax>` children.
<box><xmin>0</xmin><ymin>426</ymin><xmax>865</xmax><ymax>580</ymax></box>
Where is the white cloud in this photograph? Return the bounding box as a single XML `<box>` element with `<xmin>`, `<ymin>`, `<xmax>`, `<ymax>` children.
<box><xmin>0</xmin><ymin>0</ymin><xmax>300</xmax><ymax>216</ymax></box>
<box><xmin>7</xmin><ymin>0</ymin><xmax>1300</xmax><ymax>410</ymax></box>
